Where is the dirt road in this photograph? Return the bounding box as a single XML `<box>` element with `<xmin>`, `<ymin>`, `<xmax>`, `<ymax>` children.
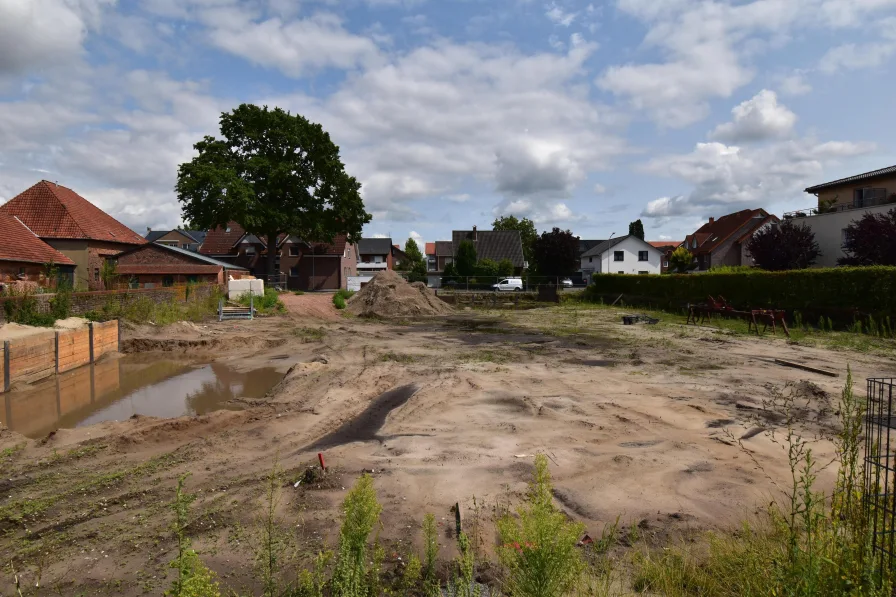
<box><xmin>2</xmin><ymin>304</ymin><xmax>893</xmax><ymax>595</ymax></box>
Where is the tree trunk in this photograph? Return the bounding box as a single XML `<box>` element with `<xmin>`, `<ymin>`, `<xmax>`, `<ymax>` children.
<box><xmin>266</xmin><ymin>232</ymin><xmax>279</xmax><ymax>286</ymax></box>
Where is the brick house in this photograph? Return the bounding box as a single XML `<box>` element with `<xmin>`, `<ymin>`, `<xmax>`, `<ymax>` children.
<box><xmin>0</xmin><ymin>211</ymin><xmax>76</xmax><ymax>290</ymax></box>
<box><xmin>200</xmin><ymin>222</ymin><xmax>356</xmax><ymax>291</ymax></box>
<box><xmin>144</xmin><ymin>229</ymin><xmax>207</xmax><ymax>252</ymax></box>
<box><xmin>0</xmin><ymin>181</ymin><xmax>144</xmax><ymax>290</ymax></box>
<box><xmin>110</xmin><ymin>242</ymin><xmax>248</xmax><ymax>288</ymax></box>
<box><xmin>682</xmin><ymin>209</ymin><xmax>779</xmax><ymax>271</ymax></box>
<box><xmin>647</xmin><ymin>241</ymin><xmax>683</xmax><ymax>273</ymax></box>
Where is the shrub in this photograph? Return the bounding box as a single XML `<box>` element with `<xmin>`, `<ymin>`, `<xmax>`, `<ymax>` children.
<box><xmin>497</xmin><ymin>454</ymin><xmax>585</xmax><ymax>597</ymax></box>
<box><xmin>332</xmin><ymin>474</ymin><xmax>382</xmax><ymax>597</ymax></box>
<box><xmin>2</xmin><ymin>287</ymin><xmax>55</xmax><ymax>327</ymax></box>
<box><xmin>333</xmin><ymin>295</ymin><xmax>346</xmax><ymax>310</ymax></box>
<box><xmin>238</xmin><ymin>288</ymin><xmax>284</xmax><ymax>314</ymax></box>
<box><xmin>333</xmin><ymin>289</ymin><xmax>354</xmax><ymax>310</ymax></box>
<box><xmin>586</xmin><ymin>267</ymin><xmax>896</xmax><ymax>320</ymax></box>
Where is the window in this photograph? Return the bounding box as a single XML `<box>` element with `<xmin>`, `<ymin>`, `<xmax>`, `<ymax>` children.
<box><xmin>638</xmin><ymin>251</ymin><xmax>648</xmax><ymax>261</ymax></box>
<box><xmin>617</xmin><ymin>271</ymin><xmax>624</xmax><ymax>274</ymax></box>
<box><xmin>663</xmin><ymin>260</ymin><xmax>669</xmax><ymax>268</ymax></box>
<box><xmin>290</xmin><ymin>246</ymin><xmax>300</xmax><ymax>257</ymax></box>
<box><xmin>158</xmin><ymin>240</ymin><xmax>178</xmax><ymax>246</ymax></box>
<box><xmin>245</xmin><ymin>246</ymin><xmax>256</xmax><ymax>255</ymax></box>
<box><xmin>692</xmin><ymin>238</ymin><xmax>697</xmax><ymax>249</ymax></box>
<box><xmin>18</xmin><ymin>267</ymin><xmax>26</xmax><ymax>277</ymax></box>
<box><xmin>614</xmin><ymin>251</ymin><xmax>624</xmax><ymax>262</ymax></box>
<box><xmin>841</xmin><ymin>228</ymin><xmax>849</xmax><ymax>247</ymax></box>
<box><xmin>225</xmin><ymin>226</ymin><xmax>231</xmax><ymax>233</ymax></box>
<box><xmin>94</xmin><ymin>267</ymin><xmax>100</xmax><ymax>281</ymax></box>
<box><xmin>854</xmin><ymin>187</ymin><xmax>886</xmax><ymax>207</ymax></box>
<box><xmin>638</xmin><ymin>271</ymin><xmax>649</xmax><ymax>275</ymax></box>
<box><xmin>589</xmin><ymin>257</ymin><xmax>593</xmax><ymax>263</ymax></box>
<box><xmin>374</xmin><ymin>255</ymin><xmax>383</xmax><ymax>263</ymax></box>
<box><xmin>289</xmin><ymin>266</ymin><xmax>299</xmax><ymax>277</ymax></box>
<box><xmin>162</xmin><ymin>275</ymin><xmax>174</xmax><ymax>287</ymax></box>
<box><xmin>187</xmin><ymin>275</ymin><xmax>199</xmax><ymax>284</ymax></box>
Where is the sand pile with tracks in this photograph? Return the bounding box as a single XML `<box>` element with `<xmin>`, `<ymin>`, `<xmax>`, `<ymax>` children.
<box><xmin>346</xmin><ymin>270</ymin><xmax>453</xmax><ymax>317</ymax></box>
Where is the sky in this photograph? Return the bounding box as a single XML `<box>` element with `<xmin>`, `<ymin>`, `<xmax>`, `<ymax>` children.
<box><xmin>1</xmin><ymin>0</ymin><xmax>894</xmax><ymax>249</ymax></box>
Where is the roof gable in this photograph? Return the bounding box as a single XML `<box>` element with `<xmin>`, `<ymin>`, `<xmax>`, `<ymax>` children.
<box><xmin>805</xmin><ymin>164</ymin><xmax>896</xmax><ymax>193</ymax></box>
<box><xmin>0</xmin><ymin>181</ymin><xmax>144</xmax><ymax>244</ymax></box>
<box><xmin>452</xmin><ymin>230</ymin><xmax>525</xmax><ymax>267</ymax></box>
<box><xmin>434</xmin><ymin>241</ymin><xmax>453</xmax><ymax>256</ymax></box>
<box><xmin>116</xmin><ymin>242</ymin><xmax>248</xmax><ymax>270</ymax></box>
<box><xmin>0</xmin><ymin>212</ymin><xmax>76</xmax><ymax>266</ymax></box>
<box><xmin>358</xmin><ymin>238</ymin><xmax>394</xmax><ymax>254</ymax></box>
<box><xmin>688</xmin><ymin>209</ymin><xmax>770</xmax><ymax>253</ymax></box>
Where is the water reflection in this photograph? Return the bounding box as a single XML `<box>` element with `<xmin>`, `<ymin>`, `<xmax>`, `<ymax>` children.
<box><xmin>0</xmin><ymin>357</ymin><xmax>283</xmax><ymax>438</ymax></box>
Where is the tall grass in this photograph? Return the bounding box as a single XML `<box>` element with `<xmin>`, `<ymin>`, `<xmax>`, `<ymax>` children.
<box><xmin>238</xmin><ymin>288</ymin><xmax>285</xmax><ymax>315</ymax></box>
<box><xmin>85</xmin><ymin>286</ymin><xmax>224</xmax><ymax>324</ymax></box>
<box><xmin>166</xmin><ymin>475</ymin><xmax>221</xmax><ymax>597</ymax></box>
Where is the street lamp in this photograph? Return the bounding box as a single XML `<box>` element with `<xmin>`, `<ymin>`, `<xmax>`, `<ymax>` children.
<box><xmin>605</xmin><ymin>232</ymin><xmax>615</xmax><ymax>276</ymax></box>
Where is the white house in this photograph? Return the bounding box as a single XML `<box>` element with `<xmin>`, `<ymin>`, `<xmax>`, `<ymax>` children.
<box><xmin>580</xmin><ymin>235</ymin><xmax>664</xmax><ymax>279</ymax></box>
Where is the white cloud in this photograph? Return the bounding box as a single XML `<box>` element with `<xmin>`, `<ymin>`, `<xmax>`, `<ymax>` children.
<box><xmin>408</xmin><ymin>231</ymin><xmax>423</xmax><ymax>243</ymax></box>
<box><xmin>545</xmin><ymin>3</ymin><xmax>577</xmax><ymax>26</ymax></box>
<box><xmin>778</xmin><ymin>73</ymin><xmax>812</xmax><ymax>96</ymax></box>
<box><xmin>818</xmin><ymin>42</ymin><xmax>896</xmax><ymax>73</ymax></box>
<box><xmin>206</xmin><ymin>13</ymin><xmax>383</xmax><ymax>77</ymax></box>
<box><xmin>593</xmin><ymin>183</ymin><xmax>607</xmax><ymax>194</ymax></box>
<box><xmin>494</xmin><ymin>198</ymin><xmax>586</xmax><ymax>225</ymax></box>
<box><xmin>710</xmin><ymin>90</ymin><xmax>796</xmax><ymax>143</ymax></box>
<box><xmin>445</xmin><ymin>193</ymin><xmax>471</xmax><ymax>203</ymax></box>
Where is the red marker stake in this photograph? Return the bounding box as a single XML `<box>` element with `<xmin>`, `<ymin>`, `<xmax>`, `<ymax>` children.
<box><xmin>318</xmin><ymin>452</ymin><xmax>326</xmax><ymax>470</ymax></box>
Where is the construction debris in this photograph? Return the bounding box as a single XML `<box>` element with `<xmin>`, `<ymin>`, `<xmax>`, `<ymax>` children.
<box><xmin>774</xmin><ymin>358</ymin><xmax>838</xmax><ymax>377</ymax></box>
<box><xmin>345</xmin><ymin>270</ymin><xmax>454</xmax><ymax>318</ymax></box>
<box><xmin>622</xmin><ymin>314</ymin><xmax>660</xmax><ymax>325</ymax></box>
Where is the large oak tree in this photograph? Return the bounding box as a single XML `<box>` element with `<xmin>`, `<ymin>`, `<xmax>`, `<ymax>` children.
<box><xmin>176</xmin><ymin>104</ymin><xmax>371</xmax><ymax>280</ymax></box>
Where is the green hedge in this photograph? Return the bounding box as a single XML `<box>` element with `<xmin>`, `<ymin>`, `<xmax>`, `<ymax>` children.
<box><xmin>584</xmin><ymin>267</ymin><xmax>896</xmax><ymax>318</ymax></box>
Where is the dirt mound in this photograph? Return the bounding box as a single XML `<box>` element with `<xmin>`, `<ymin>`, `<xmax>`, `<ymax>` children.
<box><xmin>346</xmin><ymin>270</ymin><xmax>453</xmax><ymax>318</ymax></box>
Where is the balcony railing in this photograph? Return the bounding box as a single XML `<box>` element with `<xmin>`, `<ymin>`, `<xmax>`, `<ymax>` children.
<box><xmin>784</xmin><ymin>196</ymin><xmax>895</xmax><ymax>219</ymax></box>
<box><xmin>357</xmin><ymin>261</ymin><xmax>389</xmax><ymax>269</ymax></box>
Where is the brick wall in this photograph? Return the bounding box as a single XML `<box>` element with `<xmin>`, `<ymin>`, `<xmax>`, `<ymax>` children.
<box><xmin>0</xmin><ymin>284</ymin><xmax>215</xmax><ymax>324</ymax></box>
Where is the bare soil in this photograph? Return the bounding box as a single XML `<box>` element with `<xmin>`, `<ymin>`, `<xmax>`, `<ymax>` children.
<box><xmin>2</xmin><ymin>304</ymin><xmax>894</xmax><ymax>596</ymax></box>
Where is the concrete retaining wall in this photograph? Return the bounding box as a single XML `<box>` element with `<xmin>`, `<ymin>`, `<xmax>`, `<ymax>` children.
<box><xmin>3</xmin><ymin>320</ymin><xmax>120</xmax><ymax>391</ymax></box>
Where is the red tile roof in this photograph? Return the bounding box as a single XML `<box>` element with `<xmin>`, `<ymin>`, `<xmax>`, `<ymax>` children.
<box><xmin>647</xmin><ymin>240</ymin><xmax>682</xmax><ymax>249</ymax></box>
<box><xmin>424</xmin><ymin>242</ymin><xmax>436</xmax><ymax>256</ymax></box>
<box><xmin>116</xmin><ymin>265</ymin><xmax>222</xmax><ymax>275</ymax></box>
<box><xmin>0</xmin><ymin>212</ymin><xmax>76</xmax><ymax>265</ymax></box>
<box><xmin>686</xmin><ymin>209</ymin><xmax>770</xmax><ymax>254</ymax></box>
<box><xmin>201</xmin><ymin>221</ymin><xmax>348</xmax><ymax>256</ymax></box>
<box><xmin>0</xmin><ymin>181</ymin><xmax>144</xmax><ymax>244</ymax></box>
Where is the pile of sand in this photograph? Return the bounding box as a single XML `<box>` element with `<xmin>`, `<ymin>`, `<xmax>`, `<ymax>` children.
<box><xmin>346</xmin><ymin>270</ymin><xmax>454</xmax><ymax>318</ymax></box>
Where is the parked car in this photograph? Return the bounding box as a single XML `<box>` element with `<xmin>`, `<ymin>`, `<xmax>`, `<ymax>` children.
<box><xmin>561</xmin><ymin>278</ymin><xmax>573</xmax><ymax>287</ymax></box>
<box><xmin>492</xmin><ymin>278</ymin><xmax>524</xmax><ymax>291</ymax></box>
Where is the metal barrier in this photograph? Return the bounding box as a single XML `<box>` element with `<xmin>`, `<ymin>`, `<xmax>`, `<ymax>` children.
<box><xmin>865</xmin><ymin>378</ymin><xmax>896</xmax><ymax>572</ymax></box>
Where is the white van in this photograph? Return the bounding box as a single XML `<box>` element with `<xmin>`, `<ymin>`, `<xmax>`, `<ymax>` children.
<box><xmin>492</xmin><ymin>278</ymin><xmax>524</xmax><ymax>291</ymax></box>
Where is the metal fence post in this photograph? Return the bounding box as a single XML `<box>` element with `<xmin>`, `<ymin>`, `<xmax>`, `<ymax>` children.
<box><xmin>88</xmin><ymin>322</ymin><xmax>94</xmax><ymax>364</ymax></box>
<box><xmin>3</xmin><ymin>340</ymin><xmax>9</xmax><ymax>393</ymax></box>
<box><xmin>54</xmin><ymin>331</ymin><xmax>60</xmax><ymax>374</ymax></box>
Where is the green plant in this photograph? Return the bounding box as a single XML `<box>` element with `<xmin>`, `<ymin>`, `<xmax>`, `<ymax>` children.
<box><xmin>422</xmin><ymin>513</ymin><xmax>440</xmax><ymax>597</ymax></box>
<box><xmin>238</xmin><ymin>287</ymin><xmax>284</xmax><ymax>314</ymax></box>
<box><xmin>497</xmin><ymin>454</ymin><xmax>585</xmax><ymax>597</ymax></box>
<box><xmin>256</xmin><ymin>462</ymin><xmax>287</xmax><ymax>597</ymax></box>
<box><xmin>333</xmin><ymin>289</ymin><xmax>354</xmax><ymax>310</ymax></box>
<box><xmin>2</xmin><ymin>286</ymin><xmax>54</xmax><ymax>326</ymax></box>
<box><xmin>100</xmin><ymin>259</ymin><xmax>119</xmax><ymax>290</ymax></box>
<box><xmin>334</xmin><ymin>294</ymin><xmax>346</xmax><ymax>310</ymax></box>
<box><xmin>166</xmin><ymin>475</ymin><xmax>222</xmax><ymax>597</ymax></box>
<box><xmin>453</xmin><ymin>532</ymin><xmax>476</xmax><ymax>597</ymax></box>
<box><xmin>332</xmin><ymin>474</ymin><xmax>382</xmax><ymax>597</ymax></box>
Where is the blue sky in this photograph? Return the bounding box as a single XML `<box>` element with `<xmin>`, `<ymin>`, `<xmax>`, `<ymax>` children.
<box><xmin>1</xmin><ymin>0</ymin><xmax>894</xmax><ymax>248</ymax></box>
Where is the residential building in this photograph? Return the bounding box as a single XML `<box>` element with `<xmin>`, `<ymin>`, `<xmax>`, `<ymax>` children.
<box><xmin>681</xmin><ymin>209</ymin><xmax>778</xmax><ymax>271</ymax></box>
<box><xmin>357</xmin><ymin>238</ymin><xmax>396</xmax><ymax>275</ymax></box>
<box><xmin>575</xmin><ymin>239</ymin><xmax>606</xmax><ymax>279</ymax></box>
<box><xmin>0</xmin><ymin>181</ymin><xmax>145</xmax><ymax>290</ymax></box>
<box><xmin>426</xmin><ymin>241</ymin><xmax>456</xmax><ymax>288</ymax></box>
<box><xmin>425</xmin><ymin>243</ymin><xmax>437</xmax><ymax>272</ymax></box>
<box><xmin>647</xmin><ymin>241</ymin><xmax>683</xmax><ymax>273</ymax></box>
<box><xmin>799</xmin><ymin>164</ymin><xmax>896</xmax><ymax>267</ymax></box>
<box><xmin>580</xmin><ymin>235</ymin><xmax>664</xmax><ymax>277</ymax></box>
<box><xmin>111</xmin><ymin>242</ymin><xmax>248</xmax><ymax>288</ymax></box>
<box><xmin>0</xmin><ymin>211</ymin><xmax>76</xmax><ymax>289</ymax></box>
<box><xmin>451</xmin><ymin>227</ymin><xmax>526</xmax><ymax>269</ymax></box>
<box><xmin>144</xmin><ymin>229</ymin><xmax>208</xmax><ymax>252</ymax></box>
<box><xmin>200</xmin><ymin>222</ymin><xmax>356</xmax><ymax>290</ymax></box>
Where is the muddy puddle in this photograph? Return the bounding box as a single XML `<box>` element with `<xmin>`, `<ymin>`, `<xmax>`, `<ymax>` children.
<box><xmin>0</xmin><ymin>356</ymin><xmax>283</xmax><ymax>438</ymax></box>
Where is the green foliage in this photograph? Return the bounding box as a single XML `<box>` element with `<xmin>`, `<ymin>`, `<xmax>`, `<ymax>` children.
<box><xmin>497</xmin><ymin>454</ymin><xmax>585</xmax><ymax>597</ymax></box>
<box><xmin>839</xmin><ymin>207</ymin><xmax>896</xmax><ymax>266</ymax></box>
<box><xmin>3</xmin><ymin>287</ymin><xmax>55</xmax><ymax>326</ymax></box>
<box><xmin>86</xmin><ymin>286</ymin><xmax>224</xmax><ymax>324</ymax></box>
<box><xmin>453</xmin><ymin>532</ymin><xmax>476</xmax><ymax>597</ymax></box>
<box><xmin>474</xmin><ymin>258</ymin><xmax>499</xmax><ymax>278</ymax></box>
<box><xmin>442</xmin><ymin>262</ymin><xmax>458</xmax><ymax>283</ymax></box>
<box><xmin>422</xmin><ymin>513</ymin><xmax>440</xmax><ymax>597</ymax></box>
<box><xmin>100</xmin><ymin>259</ymin><xmax>119</xmax><ymax>289</ymax></box>
<box><xmin>293</xmin><ymin>290</ymin><xmax>305</xmax><ymax>295</ymax></box>
<box><xmin>399</xmin><ymin>553</ymin><xmax>422</xmax><ymax>597</ymax></box>
<box><xmin>533</xmin><ymin>227</ymin><xmax>579</xmax><ymax>278</ymax></box>
<box><xmin>586</xmin><ymin>266</ymin><xmax>896</xmax><ymax>320</ymax></box>
<box><xmin>497</xmin><ymin>258</ymin><xmax>515</xmax><ymax>277</ymax></box>
<box><xmin>49</xmin><ymin>279</ymin><xmax>72</xmax><ymax>321</ymax></box>
<box><xmin>176</xmin><ymin>103</ymin><xmax>371</xmax><ymax>279</ymax></box>
<box><xmin>493</xmin><ymin>215</ymin><xmax>538</xmax><ymax>270</ymax></box>
<box><xmin>167</xmin><ymin>475</ymin><xmax>222</xmax><ymax>597</ymax></box>
<box><xmin>747</xmin><ymin>220</ymin><xmax>820</xmax><ymax>270</ymax></box>
<box><xmin>334</xmin><ymin>295</ymin><xmax>346</xmax><ymax>310</ymax></box>
<box><xmin>628</xmin><ymin>219</ymin><xmax>645</xmax><ymax>240</ymax></box>
<box><xmin>256</xmin><ymin>462</ymin><xmax>287</xmax><ymax>597</ymax></box>
<box><xmin>333</xmin><ymin>474</ymin><xmax>382</xmax><ymax>597</ymax></box>
<box><xmin>668</xmin><ymin>246</ymin><xmax>693</xmax><ymax>274</ymax></box>
<box><xmin>334</xmin><ymin>288</ymin><xmax>354</xmax><ymax>310</ymax></box>
<box><xmin>238</xmin><ymin>287</ymin><xmax>284</xmax><ymax>314</ymax></box>
<box><xmin>456</xmin><ymin>240</ymin><xmax>478</xmax><ymax>277</ymax></box>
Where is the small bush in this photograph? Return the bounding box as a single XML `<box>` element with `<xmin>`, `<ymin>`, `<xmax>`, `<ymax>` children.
<box><xmin>332</xmin><ymin>474</ymin><xmax>382</xmax><ymax>597</ymax></box>
<box><xmin>239</xmin><ymin>288</ymin><xmax>284</xmax><ymax>314</ymax></box>
<box><xmin>333</xmin><ymin>294</ymin><xmax>346</xmax><ymax>310</ymax></box>
<box><xmin>2</xmin><ymin>287</ymin><xmax>55</xmax><ymax>327</ymax></box>
<box><xmin>333</xmin><ymin>289</ymin><xmax>354</xmax><ymax>310</ymax></box>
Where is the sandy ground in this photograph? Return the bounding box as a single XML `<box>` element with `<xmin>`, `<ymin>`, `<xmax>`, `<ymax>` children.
<box><xmin>2</xmin><ymin>304</ymin><xmax>894</xmax><ymax>595</ymax></box>
<box><xmin>0</xmin><ymin>317</ymin><xmax>90</xmax><ymax>341</ymax></box>
<box><xmin>280</xmin><ymin>292</ymin><xmax>340</xmax><ymax>320</ymax></box>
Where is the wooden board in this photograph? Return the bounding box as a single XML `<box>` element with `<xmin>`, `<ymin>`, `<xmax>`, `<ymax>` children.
<box><xmin>774</xmin><ymin>358</ymin><xmax>839</xmax><ymax>377</ymax></box>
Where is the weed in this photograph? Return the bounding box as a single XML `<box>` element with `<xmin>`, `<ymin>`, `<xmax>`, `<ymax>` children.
<box><xmin>452</xmin><ymin>532</ymin><xmax>477</xmax><ymax>597</ymax></box>
<box><xmin>256</xmin><ymin>462</ymin><xmax>287</xmax><ymax>597</ymax></box>
<box><xmin>332</xmin><ymin>474</ymin><xmax>382</xmax><ymax>597</ymax></box>
<box><xmin>379</xmin><ymin>351</ymin><xmax>416</xmax><ymax>364</ymax></box>
<box><xmin>239</xmin><ymin>288</ymin><xmax>285</xmax><ymax>315</ymax></box>
<box><xmin>399</xmin><ymin>553</ymin><xmax>422</xmax><ymax>597</ymax></box>
<box><xmin>422</xmin><ymin>513</ymin><xmax>440</xmax><ymax>597</ymax></box>
<box><xmin>333</xmin><ymin>289</ymin><xmax>355</xmax><ymax>310</ymax></box>
<box><xmin>293</xmin><ymin>327</ymin><xmax>327</xmax><ymax>343</ymax></box>
<box><xmin>497</xmin><ymin>454</ymin><xmax>585</xmax><ymax>597</ymax></box>
<box><xmin>1</xmin><ymin>443</ymin><xmax>25</xmax><ymax>462</ymax></box>
<box><xmin>166</xmin><ymin>475</ymin><xmax>221</xmax><ymax>597</ymax></box>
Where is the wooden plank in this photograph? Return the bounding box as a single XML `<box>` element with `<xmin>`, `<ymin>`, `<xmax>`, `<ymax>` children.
<box><xmin>774</xmin><ymin>358</ymin><xmax>839</xmax><ymax>377</ymax></box>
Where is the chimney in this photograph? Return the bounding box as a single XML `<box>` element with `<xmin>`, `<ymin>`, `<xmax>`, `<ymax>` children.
<box><xmin>147</xmin><ymin>227</ymin><xmax>152</xmax><ymax>233</ymax></box>
<box><xmin>708</xmin><ymin>217</ymin><xmax>715</xmax><ymax>224</ymax></box>
<box><xmin>472</xmin><ymin>225</ymin><xmax>477</xmax><ymax>241</ymax></box>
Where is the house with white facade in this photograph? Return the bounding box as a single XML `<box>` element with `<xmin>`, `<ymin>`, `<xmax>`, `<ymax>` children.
<box><xmin>799</xmin><ymin>164</ymin><xmax>896</xmax><ymax>267</ymax></box>
<box><xmin>580</xmin><ymin>235</ymin><xmax>664</xmax><ymax>279</ymax></box>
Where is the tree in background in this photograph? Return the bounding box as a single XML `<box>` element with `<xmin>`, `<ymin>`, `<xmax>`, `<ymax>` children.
<box><xmin>455</xmin><ymin>240</ymin><xmax>477</xmax><ymax>277</ymax></box>
<box><xmin>747</xmin><ymin>220</ymin><xmax>820</xmax><ymax>270</ymax></box>
<box><xmin>838</xmin><ymin>208</ymin><xmax>896</xmax><ymax>266</ymax></box>
<box><xmin>497</xmin><ymin>259</ymin><xmax>515</xmax><ymax>277</ymax></box>
<box><xmin>402</xmin><ymin>238</ymin><xmax>427</xmax><ymax>282</ymax></box>
<box><xmin>493</xmin><ymin>215</ymin><xmax>538</xmax><ymax>270</ymax></box>
<box><xmin>176</xmin><ymin>104</ymin><xmax>371</xmax><ymax>281</ymax></box>
<box><xmin>532</xmin><ymin>228</ymin><xmax>579</xmax><ymax>278</ymax></box>
<box><xmin>628</xmin><ymin>219</ymin><xmax>645</xmax><ymax>240</ymax></box>
<box><xmin>668</xmin><ymin>246</ymin><xmax>694</xmax><ymax>273</ymax></box>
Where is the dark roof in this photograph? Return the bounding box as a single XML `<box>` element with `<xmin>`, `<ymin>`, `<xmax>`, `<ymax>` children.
<box><xmin>0</xmin><ymin>212</ymin><xmax>76</xmax><ymax>265</ymax></box>
<box><xmin>579</xmin><ymin>239</ymin><xmax>605</xmax><ymax>255</ymax></box>
<box><xmin>0</xmin><ymin>180</ymin><xmax>144</xmax><ymax>244</ymax></box>
<box><xmin>115</xmin><ymin>242</ymin><xmax>248</xmax><ymax>270</ymax></box>
<box><xmin>581</xmin><ymin>236</ymin><xmax>629</xmax><ymax>258</ymax></box>
<box><xmin>117</xmin><ymin>264</ymin><xmax>223</xmax><ymax>275</ymax></box>
<box><xmin>805</xmin><ymin>164</ymin><xmax>896</xmax><ymax>193</ymax></box>
<box><xmin>357</xmin><ymin>238</ymin><xmax>393</xmax><ymax>255</ymax></box>
<box><xmin>434</xmin><ymin>241</ymin><xmax>453</xmax><ymax>256</ymax></box>
<box><xmin>683</xmin><ymin>209</ymin><xmax>773</xmax><ymax>254</ymax></box>
<box><xmin>145</xmin><ymin>230</ymin><xmax>167</xmax><ymax>242</ymax></box>
<box><xmin>144</xmin><ymin>229</ymin><xmax>207</xmax><ymax>245</ymax></box>
<box><xmin>452</xmin><ymin>229</ymin><xmax>525</xmax><ymax>268</ymax></box>
<box><xmin>392</xmin><ymin>245</ymin><xmax>410</xmax><ymax>263</ymax></box>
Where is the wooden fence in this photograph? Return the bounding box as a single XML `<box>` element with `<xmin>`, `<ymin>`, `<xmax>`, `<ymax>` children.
<box><xmin>2</xmin><ymin>320</ymin><xmax>120</xmax><ymax>391</ymax></box>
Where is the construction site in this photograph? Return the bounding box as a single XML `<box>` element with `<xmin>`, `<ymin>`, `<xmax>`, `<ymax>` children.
<box><xmin>0</xmin><ymin>272</ymin><xmax>893</xmax><ymax>595</ymax></box>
